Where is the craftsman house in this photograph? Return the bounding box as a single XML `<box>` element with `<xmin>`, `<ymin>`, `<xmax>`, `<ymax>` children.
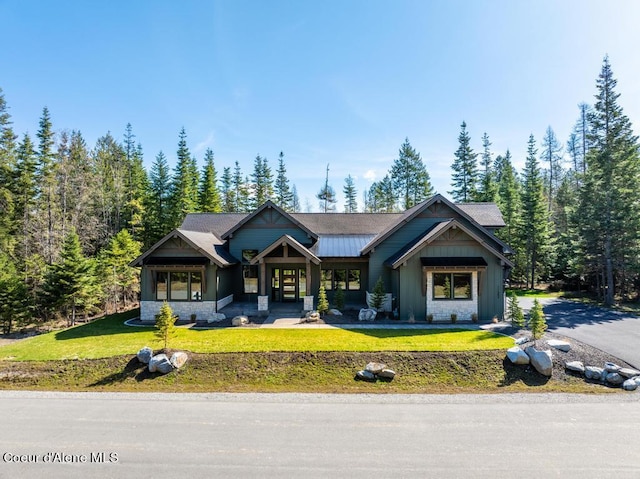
<box><xmin>131</xmin><ymin>194</ymin><xmax>512</xmax><ymax>322</ymax></box>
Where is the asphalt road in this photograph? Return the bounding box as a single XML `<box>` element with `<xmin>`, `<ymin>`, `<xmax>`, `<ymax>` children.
<box><xmin>518</xmin><ymin>297</ymin><xmax>640</xmax><ymax>368</ymax></box>
<box><xmin>0</xmin><ymin>391</ymin><xmax>639</xmax><ymax>479</ymax></box>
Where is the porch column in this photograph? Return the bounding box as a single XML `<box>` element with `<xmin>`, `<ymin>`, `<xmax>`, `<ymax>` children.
<box><xmin>260</xmin><ymin>259</ymin><xmax>266</xmax><ymax>296</ymax></box>
<box><xmin>306</xmin><ymin>259</ymin><xmax>311</xmax><ymax>296</ymax></box>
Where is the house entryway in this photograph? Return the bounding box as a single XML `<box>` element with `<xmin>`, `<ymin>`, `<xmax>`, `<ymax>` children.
<box><xmin>271</xmin><ymin>268</ymin><xmax>307</xmax><ymax>303</ymax></box>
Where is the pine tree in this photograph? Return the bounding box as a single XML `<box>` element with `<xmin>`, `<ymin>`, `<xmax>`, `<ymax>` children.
<box><xmin>41</xmin><ymin>227</ymin><xmax>99</xmax><ymax>326</ymax></box>
<box><xmin>232</xmin><ymin>161</ymin><xmax>250</xmax><ymax>212</ymax></box>
<box><xmin>0</xmin><ymin>89</ymin><xmax>17</xmax><ymax>257</ymax></box>
<box><xmin>333</xmin><ymin>283</ymin><xmax>345</xmax><ymax>310</ymax></box>
<box><xmin>145</xmin><ymin>151</ymin><xmax>172</xmax><ymax>246</ymax></box>
<box><xmin>390</xmin><ymin>138</ymin><xmax>433</xmax><ymax>209</ymax></box>
<box><xmin>155</xmin><ymin>301</ymin><xmax>177</xmax><ymax>350</ymax></box>
<box><xmin>291</xmin><ymin>184</ymin><xmax>301</xmax><ymax>212</ymax></box>
<box><xmin>450</xmin><ymin>121</ymin><xmax>478</xmax><ymax>202</ymax></box>
<box><xmin>97</xmin><ymin>229</ymin><xmax>142</xmax><ymax>312</ymax></box>
<box><xmin>251</xmin><ymin>154</ymin><xmax>273</xmax><ymax>208</ymax></box>
<box><xmin>274</xmin><ymin>152</ymin><xmax>293</xmax><ymax>211</ymax></box>
<box><xmin>477</xmin><ymin>133</ymin><xmax>498</xmax><ymax>202</ymax></box>
<box><xmin>317</xmin><ymin>164</ymin><xmax>337</xmax><ymax>212</ymax></box>
<box><xmin>507</xmin><ymin>291</ymin><xmax>525</xmax><ymax>328</ymax></box>
<box><xmin>528</xmin><ymin>299</ymin><xmax>547</xmax><ymax>340</ymax></box>
<box><xmin>198</xmin><ymin>148</ymin><xmax>222</xmax><ymax>212</ymax></box>
<box><xmin>521</xmin><ymin>135</ymin><xmax>551</xmax><ymax>289</ymax></box>
<box><xmin>540</xmin><ymin>126</ymin><xmax>563</xmax><ymax>211</ymax></box>
<box><xmin>168</xmin><ymin>128</ymin><xmax>199</xmax><ymax>227</ymax></box>
<box><xmin>343</xmin><ymin>174</ymin><xmax>358</xmax><ymax>213</ymax></box>
<box><xmin>13</xmin><ymin>133</ymin><xmax>38</xmax><ymax>264</ymax></box>
<box><xmin>220</xmin><ymin>166</ymin><xmax>234</xmax><ymax>212</ymax></box>
<box><xmin>317</xmin><ymin>283</ymin><xmax>329</xmax><ymax>316</ymax></box>
<box><xmin>371</xmin><ymin>276</ymin><xmax>386</xmax><ymax>312</ymax></box>
<box><xmin>36</xmin><ymin>106</ymin><xmax>59</xmax><ymax>264</ymax></box>
<box><xmin>0</xmin><ymin>253</ymin><xmax>30</xmax><ymax>334</ymax></box>
<box><xmin>579</xmin><ymin>57</ymin><xmax>640</xmax><ymax>304</ymax></box>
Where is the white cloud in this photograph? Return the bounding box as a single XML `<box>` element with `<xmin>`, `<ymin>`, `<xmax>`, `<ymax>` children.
<box><xmin>194</xmin><ymin>131</ymin><xmax>215</xmax><ymax>153</ymax></box>
<box><xmin>363</xmin><ymin>169</ymin><xmax>377</xmax><ymax>182</ymax></box>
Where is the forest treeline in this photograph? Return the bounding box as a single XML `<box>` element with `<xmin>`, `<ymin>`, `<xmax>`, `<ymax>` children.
<box><xmin>0</xmin><ymin>56</ymin><xmax>638</xmax><ymax>333</ymax></box>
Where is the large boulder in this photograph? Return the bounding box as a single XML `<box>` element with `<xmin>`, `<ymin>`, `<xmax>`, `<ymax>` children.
<box><xmin>305</xmin><ymin>311</ymin><xmax>320</xmax><ymax>322</ymax></box>
<box><xmin>623</xmin><ymin>379</ymin><xmax>638</xmax><ymax>391</ymax></box>
<box><xmin>525</xmin><ymin>346</ymin><xmax>553</xmax><ymax>377</ymax></box>
<box><xmin>355</xmin><ymin>370</ymin><xmax>376</xmax><ymax>381</ymax></box>
<box><xmin>604</xmin><ymin>362</ymin><xmax>621</xmax><ymax>373</ymax></box>
<box><xmin>618</xmin><ymin>368</ymin><xmax>640</xmax><ymax>379</ymax></box>
<box><xmin>232</xmin><ymin>315</ymin><xmax>249</xmax><ymax>326</ymax></box>
<box><xmin>136</xmin><ymin>346</ymin><xmax>153</xmax><ymax>364</ymax></box>
<box><xmin>547</xmin><ymin>339</ymin><xmax>571</xmax><ymax>352</ymax></box>
<box><xmin>584</xmin><ymin>366</ymin><xmax>604</xmax><ymax>381</ymax></box>
<box><xmin>565</xmin><ymin>361</ymin><xmax>585</xmax><ymax>374</ymax></box>
<box><xmin>207</xmin><ymin>313</ymin><xmax>226</xmax><ymax>323</ymax></box>
<box><xmin>170</xmin><ymin>351</ymin><xmax>189</xmax><ymax>369</ymax></box>
<box><xmin>148</xmin><ymin>354</ymin><xmax>173</xmax><ymax>374</ymax></box>
<box><xmin>507</xmin><ymin>346</ymin><xmax>530</xmax><ymax>365</ymax></box>
<box><xmin>358</xmin><ymin>308</ymin><xmax>377</xmax><ymax>321</ymax></box>
<box><xmin>377</xmin><ymin>369</ymin><xmax>396</xmax><ymax>380</ymax></box>
<box><xmin>328</xmin><ymin>309</ymin><xmax>343</xmax><ymax>316</ymax></box>
<box><xmin>365</xmin><ymin>362</ymin><xmax>387</xmax><ymax>374</ymax></box>
<box><xmin>605</xmin><ymin>372</ymin><xmax>625</xmax><ymax>386</ymax></box>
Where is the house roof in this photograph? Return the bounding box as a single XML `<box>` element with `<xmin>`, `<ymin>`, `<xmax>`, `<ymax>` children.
<box><xmin>250</xmin><ymin>234</ymin><xmax>321</xmax><ymax>265</ymax></box>
<box><xmin>310</xmin><ymin>235</ymin><xmax>377</xmax><ymax>257</ymax></box>
<box><xmin>129</xmin><ymin>229</ymin><xmax>238</xmax><ymax>268</ymax></box>
<box><xmin>457</xmin><ymin>203</ymin><xmax>505</xmax><ymax>228</ymax></box>
<box><xmin>291</xmin><ymin>213</ymin><xmax>401</xmax><ymax>235</ymax></box>
<box><xmin>384</xmin><ymin>219</ymin><xmax>514</xmax><ymax>269</ymax></box>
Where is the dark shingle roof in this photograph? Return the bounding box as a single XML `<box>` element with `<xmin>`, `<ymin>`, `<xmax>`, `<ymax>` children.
<box><xmin>457</xmin><ymin>203</ymin><xmax>505</xmax><ymax>228</ymax></box>
<box><xmin>291</xmin><ymin>213</ymin><xmax>402</xmax><ymax>235</ymax></box>
<box><xmin>180</xmin><ymin>213</ymin><xmax>248</xmax><ymax>237</ymax></box>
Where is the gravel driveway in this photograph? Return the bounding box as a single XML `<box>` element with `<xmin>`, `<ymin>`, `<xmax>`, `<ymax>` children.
<box><xmin>519</xmin><ymin>297</ymin><xmax>640</xmax><ymax>368</ymax></box>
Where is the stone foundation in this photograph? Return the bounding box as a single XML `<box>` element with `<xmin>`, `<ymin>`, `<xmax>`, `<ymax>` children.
<box><xmin>425</xmin><ymin>271</ymin><xmax>478</xmax><ymax>322</ymax></box>
<box><xmin>140</xmin><ymin>301</ymin><xmax>218</xmax><ymax>323</ymax></box>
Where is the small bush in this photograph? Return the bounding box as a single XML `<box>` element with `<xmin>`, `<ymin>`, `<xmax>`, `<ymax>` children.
<box><xmin>450</xmin><ymin>313</ymin><xmax>457</xmax><ymax>324</ymax></box>
<box><xmin>317</xmin><ymin>283</ymin><xmax>329</xmax><ymax>316</ymax></box>
<box><xmin>334</xmin><ymin>284</ymin><xmax>345</xmax><ymax>310</ymax></box>
<box><xmin>427</xmin><ymin>314</ymin><xmax>433</xmax><ymax>324</ymax></box>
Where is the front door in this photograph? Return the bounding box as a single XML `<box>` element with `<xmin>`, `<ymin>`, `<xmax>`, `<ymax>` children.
<box><xmin>282</xmin><ymin>268</ymin><xmax>297</xmax><ymax>302</ymax></box>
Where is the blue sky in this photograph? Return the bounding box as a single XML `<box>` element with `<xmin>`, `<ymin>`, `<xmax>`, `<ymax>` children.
<box><xmin>2</xmin><ymin>0</ymin><xmax>640</xmax><ymax>211</ymax></box>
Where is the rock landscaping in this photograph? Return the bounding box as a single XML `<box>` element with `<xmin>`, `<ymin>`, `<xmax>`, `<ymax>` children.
<box><xmin>136</xmin><ymin>347</ymin><xmax>189</xmax><ymax>375</ymax></box>
<box><xmin>506</xmin><ymin>334</ymin><xmax>640</xmax><ymax>392</ymax></box>
<box><xmin>355</xmin><ymin>361</ymin><xmax>396</xmax><ymax>382</ymax></box>
<box><xmin>358</xmin><ymin>308</ymin><xmax>377</xmax><ymax>321</ymax></box>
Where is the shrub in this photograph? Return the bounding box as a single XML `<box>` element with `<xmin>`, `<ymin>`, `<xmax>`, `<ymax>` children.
<box><xmin>450</xmin><ymin>313</ymin><xmax>457</xmax><ymax>324</ymax></box>
<box><xmin>371</xmin><ymin>277</ymin><xmax>386</xmax><ymax>312</ymax></box>
<box><xmin>427</xmin><ymin>314</ymin><xmax>433</xmax><ymax>324</ymax></box>
<box><xmin>528</xmin><ymin>299</ymin><xmax>547</xmax><ymax>340</ymax></box>
<box><xmin>155</xmin><ymin>301</ymin><xmax>177</xmax><ymax>350</ymax></box>
<box><xmin>317</xmin><ymin>283</ymin><xmax>329</xmax><ymax>316</ymax></box>
<box><xmin>334</xmin><ymin>283</ymin><xmax>345</xmax><ymax>310</ymax></box>
<box><xmin>507</xmin><ymin>291</ymin><xmax>525</xmax><ymax>328</ymax></box>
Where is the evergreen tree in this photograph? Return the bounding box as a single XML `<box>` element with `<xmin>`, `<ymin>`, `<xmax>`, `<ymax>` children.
<box><xmin>291</xmin><ymin>184</ymin><xmax>301</xmax><ymax>212</ymax></box>
<box><xmin>155</xmin><ymin>301</ymin><xmax>177</xmax><ymax>350</ymax></box>
<box><xmin>528</xmin><ymin>299</ymin><xmax>547</xmax><ymax>340</ymax></box>
<box><xmin>274</xmin><ymin>152</ymin><xmax>293</xmax><ymax>211</ymax></box>
<box><xmin>317</xmin><ymin>164</ymin><xmax>337</xmax><ymax>212</ymax></box>
<box><xmin>521</xmin><ymin>135</ymin><xmax>551</xmax><ymax>288</ymax></box>
<box><xmin>97</xmin><ymin>229</ymin><xmax>142</xmax><ymax>312</ymax></box>
<box><xmin>220</xmin><ymin>166</ymin><xmax>234</xmax><ymax>213</ymax></box>
<box><xmin>168</xmin><ymin>128</ymin><xmax>199</xmax><ymax>227</ymax></box>
<box><xmin>333</xmin><ymin>283</ymin><xmax>345</xmax><ymax>310</ymax></box>
<box><xmin>251</xmin><ymin>154</ymin><xmax>273</xmax><ymax>208</ymax></box>
<box><xmin>317</xmin><ymin>283</ymin><xmax>329</xmax><ymax>316</ymax></box>
<box><xmin>145</xmin><ymin>151</ymin><xmax>172</xmax><ymax>246</ymax></box>
<box><xmin>41</xmin><ymin>228</ymin><xmax>99</xmax><ymax>326</ymax></box>
<box><xmin>371</xmin><ymin>276</ymin><xmax>386</xmax><ymax>312</ymax></box>
<box><xmin>507</xmin><ymin>291</ymin><xmax>525</xmax><ymax>328</ymax></box>
<box><xmin>390</xmin><ymin>138</ymin><xmax>433</xmax><ymax>209</ymax></box>
<box><xmin>477</xmin><ymin>132</ymin><xmax>498</xmax><ymax>202</ymax></box>
<box><xmin>232</xmin><ymin>161</ymin><xmax>250</xmax><ymax>212</ymax></box>
<box><xmin>198</xmin><ymin>148</ymin><xmax>222</xmax><ymax>212</ymax></box>
<box><xmin>126</xmin><ymin>142</ymin><xmax>149</xmax><ymax>242</ymax></box>
<box><xmin>36</xmin><ymin>106</ymin><xmax>59</xmax><ymax>264</ymax></box>
<box><xmin>540</xmin><ymin>126</ymin><xmax>563</xmax><ymax>211</ymax></box>
<box><xmin>13</xmin><ymin>134</ymin><xmax>38</xmax><ymax>264</ymax></box>
<box><xmin>450</xmin><ymin>121</ymin><xmax>478</xmax><ymax>202</ymax></box>
<box><xmin>579</xmin><ymin>57</ymin><xmax>640</xmax><ymax>304</ymax></box>
<box><xmin>0</xmin><ymin>253</ymin><xmax>30</xmax><ymax>334</ymax></box>
<box><xmin>0</xmin><ymin>89</ymin><xmax>17</xmax><ymax>257</ymax></box>
<box><xmin>343</xmin><ymin>174</ymin><xmax>358</xmax><ymax>213</ymax></box>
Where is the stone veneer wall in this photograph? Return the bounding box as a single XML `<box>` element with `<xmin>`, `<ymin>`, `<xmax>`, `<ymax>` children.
<box><xmin>141</xmin><ymin>301</ymin><xmax>218</xmax><ymax>322</ymax></box>
<box><xmin>425</xmin><ymin>271</ymin><xmax>478</xmax><ymax>322</ymax></box>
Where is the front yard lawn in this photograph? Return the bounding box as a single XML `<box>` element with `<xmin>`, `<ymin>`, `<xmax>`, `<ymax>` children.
<box><xmin>0</xmin><ymin>310</ymin><xmax>513</xmax><ymax>361</ymax></box>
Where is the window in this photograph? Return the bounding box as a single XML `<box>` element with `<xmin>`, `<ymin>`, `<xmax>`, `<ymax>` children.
<box><xmin>322</xmin><ymin>268</ymin><xmax>361</xmax><ymax>291</ymax></box>
<box><xmin>433</xmin><ymin>273</ymin><xmax>472</xmax><ymax>300</ymax></box>
<box><xmin>348</xmin><ymin>269</ymin><xmax>361</xmax><ymax>291</ymax></box>
<box><xmin>321</xmin><ymin>269</ymin><xmax>333</xmax><ymax>291</ymax></box>
<box><xmin>156</xmin><ymin>271</ymin><xmax>203</xmax><ymax>301</ymax></box>
<box><xmin>243</xmin><ymin>266</ymin><xmax>258</xmax><ymax>294</ymax></box>
<box><xmin>298</xmin><ymin>269</ymin><xmax>306</xmax><ymax>299</ymax></box>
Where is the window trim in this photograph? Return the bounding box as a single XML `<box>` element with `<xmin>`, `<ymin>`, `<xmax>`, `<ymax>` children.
<box><xmin>432</xmin><ymin>272</ymin><xmax>473</xmax><ymax>301</ymax></box>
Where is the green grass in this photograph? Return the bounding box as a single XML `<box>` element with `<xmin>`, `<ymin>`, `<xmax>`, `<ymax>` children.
<box><xmin>508</xmin><ymin>288</ymin><xmax>564</xmax><ymax>298</ymax></box>
<box><xmin>0</xmin><ymin>309</ymin><xmax>513</xmax><ymax>361</ymax></box>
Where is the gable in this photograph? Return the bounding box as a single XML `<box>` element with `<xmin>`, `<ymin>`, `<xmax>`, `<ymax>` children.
<box><xmin>222</xmin><ymin>201</ymin><xmax>317</xmax><ymax>240</ymax></box>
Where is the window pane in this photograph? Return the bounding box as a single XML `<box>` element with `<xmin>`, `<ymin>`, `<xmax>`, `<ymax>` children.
<box><xmin>243</xmin><ymin>265</ymin><xmax>258</xmax><ymax>294</ymax></box>
<box><xmin>299</xmin><ymin>269</ymin><xmax>306</xmax><ymax>298</ymax></box>
<box><xmin>453</xmin><ymin>273</ymin><xmax>471</xmax><ymax>299</ymax></box>
<box><xmin>335</xmin><ymin>269</ymin><xmax>346</xmax><ymax>290</ymax></box>
<box><xmin>191</xmin><ymin>272</ymin><xmax>202</xmax><ymax>301</ymax></box>
<box><xmin>348</xmin><ymin>269</ymin><xmax>361</xmax><ymax>290</ymax></box>
<box><xmin>321</xmin><ymin>269</ymin><xmax>333</xmax><ymax>291</ymax></box>
<box><xmin>433</xmin><ymin>273</ymin><xmax>450</xmax><ymax>299</ymax></box>
<box><xmin>156</xmin><ymin>272</ymin><xmax>168</xmax><ymax>300</ymax></box>
<box><xmin>170</xmin><ymin>272</ymin><xmax>189</xmax><ymax>300</ymax></box>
